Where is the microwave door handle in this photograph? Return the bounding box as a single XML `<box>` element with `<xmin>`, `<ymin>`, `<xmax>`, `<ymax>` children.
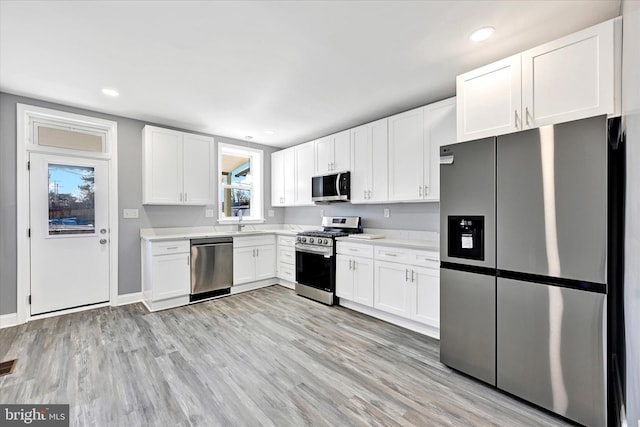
<box><xmin>336</xmin><ymin>173</ymin><xmax>341</xmax><ymax>197</ymax></box>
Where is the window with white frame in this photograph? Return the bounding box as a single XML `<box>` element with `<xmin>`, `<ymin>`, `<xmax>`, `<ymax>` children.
<box><xmin>218</xmin><ymin>143</ymin><xmax>264</xmax><ymax>222</ymax></box>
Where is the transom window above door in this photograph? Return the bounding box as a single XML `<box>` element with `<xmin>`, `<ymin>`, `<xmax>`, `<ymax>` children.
<box><xmin>218</xmin><ymin>143</ymin><xmax>264</xmax><ymax>222</ymax></box>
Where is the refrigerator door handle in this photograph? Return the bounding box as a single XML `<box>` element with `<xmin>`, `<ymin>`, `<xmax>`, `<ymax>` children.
<box><xmin>440</xmin><ymin>154</ymin><xmax>454</xmax><ymax>165</ymax></box>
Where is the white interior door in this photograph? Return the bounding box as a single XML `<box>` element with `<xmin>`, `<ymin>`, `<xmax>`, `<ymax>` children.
<box><xmin>29</xmin><ymin>153</ymin><xmax>110</xmax><ymax>315</ymax></box>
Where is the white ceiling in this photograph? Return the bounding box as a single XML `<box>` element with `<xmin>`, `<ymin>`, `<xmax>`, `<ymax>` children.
<box><xmin>0</xmin><ymin>0</ymin><xmax>621</xmax><ymax>148</ymax></box>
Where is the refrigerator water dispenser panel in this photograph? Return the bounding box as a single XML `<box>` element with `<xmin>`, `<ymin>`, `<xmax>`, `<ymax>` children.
<box><xmin>448</xmin><ymin>216</ymin><xmax>484</xmax><ymax>260</ymax></box>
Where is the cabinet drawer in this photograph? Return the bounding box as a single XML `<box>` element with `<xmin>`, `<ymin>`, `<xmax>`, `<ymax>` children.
<box><xmin>278</xmin><ymin>235</ymin><xmax>296</xmax><ymax>248</ymax></box>
<box><xmin>234</xmin><ymin>235</ymin><xmax>276</xmax><ymax>248</ymax></box>
<box><xmin>151</xmin><ymin>240</ymin><xmax>190</xmax><ymax>255</ymax></box>
<box><xmin>374</xmin><ymin>246</ymin><xmax>412</xmax><ymax>263</ymax></box>
<box><xmin>337</xmin><ymin>242</ymin><xmax>374</xmax><ymax>258</ymax></box>
<box><xmin>411</xmin><ymin>250</ymin><xmax>440</xmax><ymax>269</ymax></box>
<box><xmin>278</xmin><ymin>263</ymin><xmax>296</xmax><ymax>281</ymax></box>
<box><xmin>278</xmin><ymin>247</ymin><xmax>296</xmax><ymax>265</ymax></box>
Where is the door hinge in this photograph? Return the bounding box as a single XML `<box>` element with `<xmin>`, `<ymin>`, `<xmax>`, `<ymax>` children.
<box><xmin>28</xmin><ymin>295</ymin><xmax>31</xmax><ymax>305</ymax></box>
<box><xmin>27</xmin><ymin>161</ymin><xmax>30</xmax><ymax>170</ymax></box>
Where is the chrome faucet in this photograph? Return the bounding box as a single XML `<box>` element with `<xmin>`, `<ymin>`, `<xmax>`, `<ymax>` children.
<box><xmin>237</xmin><ymin>211</ymin><xmax>245</xmax><ymax>232</ymax></box>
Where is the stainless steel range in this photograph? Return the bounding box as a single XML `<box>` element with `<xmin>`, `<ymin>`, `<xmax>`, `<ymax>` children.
<box><xmin>295</xmin><ymin>216</ymin><xmax>362</xmax><ymax>305</ymax></box>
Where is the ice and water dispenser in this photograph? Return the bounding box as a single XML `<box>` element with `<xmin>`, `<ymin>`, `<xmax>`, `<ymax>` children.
<box><xmin>447</xmin><ymin>216</ymin><xmax>484</xmax><ymax>261</ymax></box>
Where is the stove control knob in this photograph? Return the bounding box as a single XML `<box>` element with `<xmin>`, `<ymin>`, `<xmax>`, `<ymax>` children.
<box><xmin>321</xmin><ymin>239</ymin><xmax>327</xmax><ymax>244</ymax></box>
<box><xmin>309</xmin><ymin>238</ymin><xmax>315</xmax><ymax>243</ymax></box>
<box><xmin>296</xmin><ymin>237</ymin><xmax>301</xmax><ymax>242</ymax></box>
<box><xmin>301</xmin><ymin>237</ymin><xmax>307</xmax><ymax>243</ymax></box>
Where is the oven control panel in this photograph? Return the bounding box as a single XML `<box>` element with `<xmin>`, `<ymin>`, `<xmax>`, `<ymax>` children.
<box><xmin>296</xmin><ymin>236</ymin><xmax>333</xmax><ymax>247</ymax></box>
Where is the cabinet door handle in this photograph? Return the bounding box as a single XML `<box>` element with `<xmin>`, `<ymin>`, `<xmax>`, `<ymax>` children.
<box><xmin>252</xmin><ymin>248</ymin><xmax>256</xmax><ymax>257</ymax></box>
<box><xmin>385</xmin><ymin>252</ymin><xmax>397</xmax><ymax>257</ymax></box>
<box><xmin>418</xmin><ymin>185</ymin><xmax>423</xmax><ymax>197</ymax></box>
<box><xmin>411</xmin><ymin>269</ymin><xmax>415</xmax><ymax>283</ymax></box>
<box><xmin>166</xmin><ymin>246</ymin><xmax>179</xmax><ymax>250</ymax></box>
<box><xmin>349</xmin><ymin>259</ymin><xmax>352</xmax><ymax>270</ymax></box>
<box><xmin>405</xmin><ymin>268</ymin><xmax>409</xmax><ymax>282</ymax></box>
<box><xmin>367</xmin><ymin>190</ymin><xmax>372</xmax><ymax>199</ymax></box>
<box><xmin>423</xmin><ymin>185</ymin><xmax>428</xmax><ymax>195</ymax></box>
<box><xmin>184</xmin><ymin>192</ymin><xmax>188</xmax><ymax>202</ymax></box>
<box><xmin>364</xmin><ymin>190</ymin><xmax>367</xmax><ymax>199</ymax></box>
<box><xmin>187</xmin><ymin>256</ymin><xmax>190</xmax><ymax>266</ymax></box>
<box><xmin>514</xmin><ymin>110</ymin><xmax>519</xmax><ymax>129</ymax></box>
<box><xmin>256</xmin><ymin>248</ymin><xmax>259</xmax><ymax>257</ymax></box>
<box><xmin>179</xmin><ymin>192</ymin><xmax>183</xmax><ymax>202</ymax></box>
<box><xmin>525</xmin><ymin>107</ymin><xmax>530</xmax><ymax>126</ymax></box>
<box><xmin>352</xmin><ymin>260</ymin><xmax>356</xmax><ymax>271</ymax></box>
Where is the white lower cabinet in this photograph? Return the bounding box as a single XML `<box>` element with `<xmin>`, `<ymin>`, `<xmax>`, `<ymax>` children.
<box><xmin>336</xmin><ymin>255</ymin><xmax>374</xmax><ymax>307</ymax></box>
<box><xmin>411</xmin><ymin>266</ymin><xmax>440</xmax><ymax>328</ymax></box>
<box><xmin>374</xmin><ymin>260</ymin><xmax>412</xmax><ymax>317</ymax></box>
<box><xmin>277</xmin><ymin>235</ymin><xmax>296</xmax><ymax>286</ymax></box>
<box><xmin>233</xmin><ymin>236</ymin><xmax>276</xmax><ymax>285</ymax></box>
<box><xmin>142</xmin><ymin>239</ymin><xmax>191</xmax><ymax>311</ymax></box>
<box><xmin>336</xmin><ymin>242</ymin><xmax>374</xmax><ymax>306</ymax></box>
<box><xmin>337</xmin><ymin>241</ymin><xmax>440</xmax><ymax>335</ymax></box>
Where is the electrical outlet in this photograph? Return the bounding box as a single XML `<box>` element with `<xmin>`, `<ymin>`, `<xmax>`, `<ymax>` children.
<box><xmin>205</xmin><ymin>209</ymin><xmax>214</xmax><ymax>218</ymax></box>
<box><xmin>268</xmin><ymin>210</ymin><xmax>275</xmax><ymax>217</ymax></box>
<box><xmin>383</xmin><ymin>208</ymin><xmax>390</xmax><ymax>218</ymax></box>
<box><xmin>123</xmin><ymin>209</ymin><xmax>139</xmax><ymax>219</ymax></box>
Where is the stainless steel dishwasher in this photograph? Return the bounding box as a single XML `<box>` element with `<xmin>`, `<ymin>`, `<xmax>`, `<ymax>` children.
<box><xmin>190</xmin><ymin>237</ymin><xmax>233</xmax><ymax>302</ymax></box>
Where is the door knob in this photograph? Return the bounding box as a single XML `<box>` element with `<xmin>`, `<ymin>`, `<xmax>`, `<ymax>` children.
<box><xmin>99</xmin><ymin>239</ymin><xmax>108</xmax><ymax>245</ymax></box>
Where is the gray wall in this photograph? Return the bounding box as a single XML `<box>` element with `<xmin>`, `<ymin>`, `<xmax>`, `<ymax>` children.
<box><xmin>0</xmin><ymin>92</ymin><xmax>283</xmax><ymax>315</ymax></box>
<box><xmin>622</xmin><ymin>0</ymin><xmax>640</xmax><ymax>424</ymax></box>
<box><xmin>284</xmin><ymin>202</ymin><xmax>440</xmax><ymax>231</ymax></box>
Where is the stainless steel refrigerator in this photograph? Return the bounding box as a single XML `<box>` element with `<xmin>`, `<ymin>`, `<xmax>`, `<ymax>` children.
<box><xmin>440</xmin><ymin>115</ymin><xmax>625</xmax><ymax>427</ymax></box>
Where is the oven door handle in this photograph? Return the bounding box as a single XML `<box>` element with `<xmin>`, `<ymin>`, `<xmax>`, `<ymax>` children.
<box><xmin>296</xmin><ymin>247</ymin><xmax>333</xmax><ymax>257</ymax></box>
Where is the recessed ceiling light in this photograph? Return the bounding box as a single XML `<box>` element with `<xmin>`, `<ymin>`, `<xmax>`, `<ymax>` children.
<box><xmin>264</xmin><ymin>130</ymin><xmax>276</xmax><ymax>135</ymax></box>
<box><xmin>469</xmin><ymin>26</ymin><xmax>495</xmax><ymax>42</ymax></box>
<box><xmin>101</xmin><ymin>88</ymin><xmax>119</xmax><ymax>97</ymax></box>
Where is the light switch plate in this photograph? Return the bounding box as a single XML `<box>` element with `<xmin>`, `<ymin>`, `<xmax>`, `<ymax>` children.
<box><xmin>205</xmin><ymin>209</ymin><xmax>215</xmax><ymax>218</ymax></box>
<box><xmin>123</xmin><ymin>209</ymin><xmax>139</xmax><ymax>219</ymax></box>
<box><xmin>383</xmin><ymin>208</ymin><xmax>390</xmax><ymax>218</ymax></box>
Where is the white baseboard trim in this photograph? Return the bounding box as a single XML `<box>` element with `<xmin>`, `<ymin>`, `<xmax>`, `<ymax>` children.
<box><xmin>339</xmin><ymin>299</ymin><xmax>440</xmax><ymax>340</ymax></box>
<box><xmin>230</xmin><ymin>278</ymin><xmax>278</xmax><ymax>295</ymax></box>
<box><xmin>0</xmin><ymin>312</ymin><xmax>18</xmax><ymax>329</ymax></box>
<box><xmin>275</xmin><ymin>280</ymin><xmax>295</xmax><ymax>290</ymax></box>
<box><xmin>116</xmin><ymin>292</ymin><xmax>143</xmax><ymax>306</ymax></box>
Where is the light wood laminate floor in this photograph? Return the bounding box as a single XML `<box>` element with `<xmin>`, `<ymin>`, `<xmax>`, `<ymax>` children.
<box><xmin>0</xmin><ymin>285</ymin><xmax>572</xmax><ymax>426</ymax></box>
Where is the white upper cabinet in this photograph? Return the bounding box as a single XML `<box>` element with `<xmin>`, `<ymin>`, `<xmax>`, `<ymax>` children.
<box><xmin>521</xmin><ymin>18</ymin><xmax>618</xmax><ymax>128</ymax></box>
<box><xmin>182</xmin><ymin>133</ymin><xmax>215</xmax><ymax>205</ymax></box>
<box><xmin>271</xmin><ymin>150</ymin><xmax>285</xmax><ymax>207</ymax></box>
<box><xmin>456</xmin><ymin>55</ymin><xmax>522</xmax><ymax>142</ymax></box>
<box><xmin>294</xmin><ymin>141</ymin><xmax>315</xmax><ymax>206</ymax></box>
<box><xmin>388</xmin><ymin>107</ymin><xmax>425</xmax><ymax>201</ymax></box>
<box><xmin>423</xmin><ymin>98</ymin><xmax>457</xmax><ymax>201</ymax></box>
<box><xmin>271</xmin><ymin>147</ymin><xmax>295</xmax><ymax>207</ymax></box>
<box><xmin>143</xmin><ymin>125</ymin><xmax>214</xmax><ymax>205</ymax></box>
<box><xmin>314</xmin><ymin>130</ymin><xmax>350</xmax><ymax>175</ymax></box>
<box><xmin>350</xmin><ymin>118</ymin><xmax>388</xmax><ymax>204</ymax></box>
<box><xmin>457</xmin><ymin>18</ymin><xmax>620</xmax><ymax>142</ymax></box>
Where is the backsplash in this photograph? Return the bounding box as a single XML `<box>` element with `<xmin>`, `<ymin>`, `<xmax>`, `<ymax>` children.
<box><xmin>282</xmin><ymin>202</ymin><xmax>440</xmax><ymax>232</ymax></box>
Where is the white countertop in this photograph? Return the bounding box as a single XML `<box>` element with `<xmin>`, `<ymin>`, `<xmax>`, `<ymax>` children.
<box><xmin>336</xmin><ymin>235</ymin><xmax>439</xmax><ymax>252</ymax></box>
<box><xmin>141</xmin><ymin>225</ymin><xmax>440</xmax><ymax>254</ymax></box>
<box><xmin>140</xmin><ymin>225</ymin><xmax>311</xmax><ymax>242</ymax></box>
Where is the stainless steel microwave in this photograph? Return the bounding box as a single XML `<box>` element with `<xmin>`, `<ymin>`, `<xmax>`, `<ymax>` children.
<box><xmin>312</xmin><ymin>172</ymin><xmax>350</xmax><ymax>203</ymax></box>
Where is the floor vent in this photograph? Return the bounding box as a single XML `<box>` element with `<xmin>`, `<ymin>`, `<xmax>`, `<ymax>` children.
<box><xmin>0</xmin><ymin>359</ymin><xmax>17</xmax><ymax>376</ymax></box>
